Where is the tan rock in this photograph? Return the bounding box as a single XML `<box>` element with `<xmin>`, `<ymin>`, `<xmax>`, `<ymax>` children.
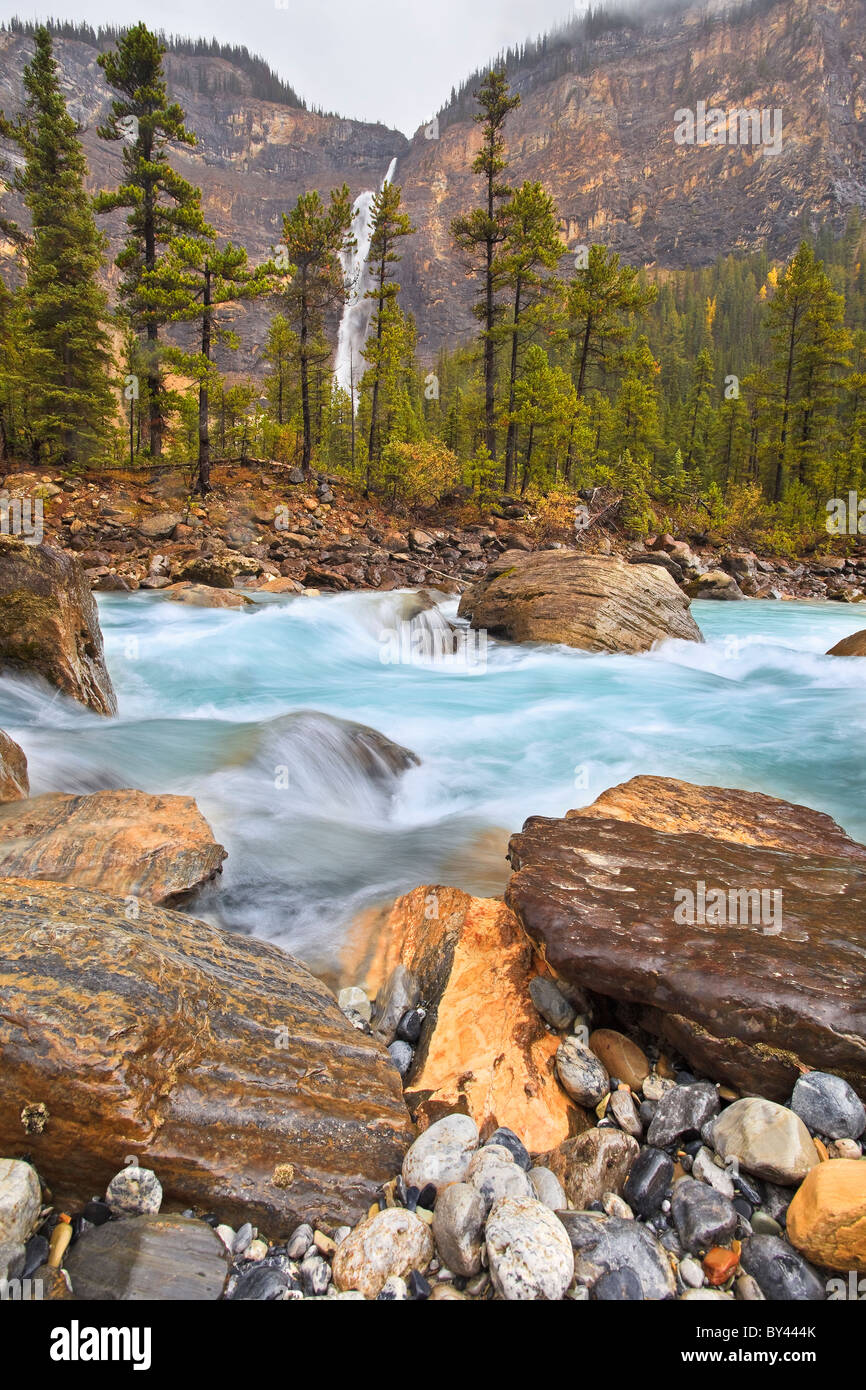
<box><xmin>827</xmin><ymin>629</ymin><xmax>866</xmax><ymax>657</ymax></box>
<box><xmin>163</xmin><ymin>583</ymin><xmax>253</xmax><ymax>609</ymax></box>
<box><xmin>787</xmin><ymin>1160</ymin><xmax>866</xmax><ymax>1272</ymax></box>
<box><xmin>0</xmin><ymin>729</ymin><xmax>28</xmax><ymax>803</ymax></box>
<box><xmin>0</xmin><ymin>538</ymin><xmax>116</xmax><ymax>714</ymax></box>
<box><xmin>344</xmin><ymin>885</ymin><xmax>584</xmax><ymax>1152</ymax></box>
<box><xmin>712</xmin><ymin>1098</ymin><xmax>820</xmax><ymax>1186</ymax></box>
<box><xmin>541</xmin><ymin>1128</ymin><xmax>639</xmax><ymax>1210</ymax></box>
<box><xmin>332</xmin><ymin>1208</ymin><xmax>433</xmax><ymax>1298</ymax></box>
<box><xmin>0</xmin><ymin>878</ymin><xmax>413</xmax><ymax>1234</ymax></box>
<box><xmin>588</xmin><ymin>1029</ymin><xmax>650</xmax><ymax>1091</ymax></box>
<box><xmin>0</xmin><ymin>790</ymin><xmax>226</xmax><ymax>903</ymax></box>
<box><xmin>457</xmin><ymin>551</ymin><xmax>702</xmax><ymax>653</ymax></box>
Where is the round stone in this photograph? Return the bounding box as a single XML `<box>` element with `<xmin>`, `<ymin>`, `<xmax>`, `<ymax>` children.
<box><xmin>402</xmin><ymin>1113</ymin><xmax>479</xmax><ymax>1193</ymax></box>
<box><xmin>555</xmin><ymin>1035</ymin><xmax>610</xmax><ymax>1106</ymax></box>
<box><xmin>588</xmin><ymin>1030</ymin><xmax>650</xmax><ymax>1091</ymax></box>
<box><xmin>105</xmin><ymin>1166</ymin><xmax>163</xmax><ymax>1218</ymax></box>
<box><xmin>790</xmin><ymin>1072</ymin><xmax>866</xmax><ymax>1141</ymax></box>
<box><xmin>431</xmin><ymin>1182</ymin><xmax>485</xmax><ymax>1276</ymax></box>
<box><xmin>485</xmin><ymin>1197</ymin><xmax>574</xmax><ymax>1301</ymax></box>
<box><xmin>332</xmin><ymin>1207</ymin><xmax>434</xmax><ymax>1299</ymax></box>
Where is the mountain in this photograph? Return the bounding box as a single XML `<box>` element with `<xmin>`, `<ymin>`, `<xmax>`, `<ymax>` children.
<box><xmin>1</xmin><ymin>0</ymin><xmax>865</xmax><ymax>364</ymax></box>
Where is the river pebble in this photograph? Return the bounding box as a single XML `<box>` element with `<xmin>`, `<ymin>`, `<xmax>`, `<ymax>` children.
<box><xmin>402</xmin><ymin>1114</ymin><xmax>478</xmax><ymax>1193</ymax></box>
<box><xmin>105</xmin><ymin>1166</ymin><xmax>163</xmax><ymax>1218</ymax></box>
<box><xmin>790</xmin><ymin>1071</ymin><xmax>866</xmax><ymax>1140</ymax></box>
<box><xmin>485</xmin><ymin>1196</ymin><xmax>574</xmax><ymax>1301</ymax></box>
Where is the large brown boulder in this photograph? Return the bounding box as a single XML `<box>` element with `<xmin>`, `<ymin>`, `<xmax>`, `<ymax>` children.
<box><xmin>0</xmin><ymin>730</ymin><xmax>29</xmax><ymax>803</ymax></box>
<box><xmin>0</xmin><ymin>790</ymin><xmax>226</xmax><ymax>903</ymax></box>
<box><xmin>507</xmin><ymin>779</ymin><xmax>866</xmax><ymax>1100</ymax></box>
<box><xmin>457</xmin><ymin>551</ymin><xmax>702</xmax><ymax>652</ymax></box>
<box><xmin>0</xmin><ymin>539</ymin><xmax>116</xmax><ymax>714</ymax></box>
<box><xmin>827</xmin><ymin>629</ymin><xmax>866</xmax><ymax>656</ymax></box>
<box><xmin>0</xmin><ymin>879</ymin><xmax>414</xmax><ymax>1233</ymax></box>
<box><xmin>342</xmin><ymin>885</ymin><xmax>585</xmax><ymax>1153</ymax></box>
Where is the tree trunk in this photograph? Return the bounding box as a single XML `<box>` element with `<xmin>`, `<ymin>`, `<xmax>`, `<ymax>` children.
<box><xmin>504</xmin><ymin>275</ymin><xmax>522</xmax><ymax>493</ymax></box>
<box><xmin>196</xmin><ymin>268</ymin><xmax>212</xmax><ymax>496</ymax></box>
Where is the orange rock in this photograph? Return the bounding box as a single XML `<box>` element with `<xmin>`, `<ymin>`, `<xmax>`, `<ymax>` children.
<box><xmin>0</xmin><ymin>729</ymin><xmax>28</xmax><ymax>803</ymax></box>
<box><xmin>814</xmin><ymin>1137</ymin><xmax>830</xmax><ymax>1162</ymax></box>
<box><xmin>787</xmin><ymin>1160</ymin><xmax>866</xmax><ymax>1273</ymax></box>
<box><xmin>702</xmin><ymin>1247</ymin><xmax>739</xmax><ymax>1286</ymax></box>
<box><xmin>344</xmin><ymin>885</ymin><xmax>584</xmax><ymax>1153</ymax></box>
<box><xmin>588</xmin><ymin>1029</ymin><xmax>650</xmax><ymax>1091</ymax></box>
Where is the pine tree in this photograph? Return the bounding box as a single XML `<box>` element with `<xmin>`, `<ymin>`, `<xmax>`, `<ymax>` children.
<box><xmin>568</xmin><ymin>245</ymin><xmax>657</xmax><ymax>398</ymax></box>
<box><xmin>280</xmin><ymin>187</ymin><xmax>354</xmax><ymax>477</ymax></box>
<box><xmin>95</xmin><ymin>23</ymin><xmax>207</xmax><ymax>458</ymax></box>
<box><xmin>0</xmin><ymin>26</ymin><xmax>114</xmax><ymax>467</ymax></box>
<box><xmin>451</xmin><ymin>69</ymin><xmax>520</xmax><ymax>465</ymax></box>
<box><xmin>141</xmin><ymin>232</ymin><xmax>271</xmax><ymax>492</ymax></box>
<box><xmin>263</xmin><ymin>313</ymin><xmax>297</xmax><ymax>426</ymax></box>
<box><xmin>494</xmin><ymin>180</ymin><xmax>563</xmax><ymax>492</ymax></box>
<box><xmin>363</xmin><ymin>180</ymin><xmax>415</xmax><ymax>482</ymax></box>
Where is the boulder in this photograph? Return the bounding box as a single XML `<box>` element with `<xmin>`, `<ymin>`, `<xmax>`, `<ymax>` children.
<box><xmin>786</xmin><ymin>1160</ymin><xmax>866</xmax><ymax>1273</ymax></box>
<box><xmin>686</xmin><ymin>570</ymin><xmax>745</xmax><ymax>600</ymax></box>
<box><xmin>712</xmin><ymin>1098</ymin><xmax>820</xmax><ymax>1186</ymax></box>
<box><xmin>0</xmin><ymin>730</ymin><xmax>28</xmax><ymax>803</ymax></box>
<box><xmin>0</xmin><ymin>879</ymin><xmax>413</xmax><ymax>1234</ymax></box>
<box><xmin>508</xmin><ymin>779</ymin><xmax>866</xmax><ymax>1099</ymax></box>
<box><xmin>331</xmin><ymin>1207</ymin><xmax>433</xmax><ymax>1298</ymax></box>
<box><xmin>457</xmin><ymin>551</ymin><xmax>703</xmax><ymax>653</ymax></box>
<box><xmin>485</xmin><ymin>1196</ymin><xmax>574</xmax><ymax>1301</ymax></box>
<box><xmin>342</xmin><ymin>885</ymin><xmax>583</xmax><ymax>1153</ymax></box>
<box><xmin>64</xmin><ymin>1214</ymin><xmax>231</xmax><ymax>1301</ymax></box>
<box><xmin>0</xmin><ymin>538</ymin><xmax>116</xmax><ymax>714</ymax></box>
<box><xmin>137</xmin><ymin>512</ymin><xmax>184</xmax><ymax>541</ymax></box>
<box><xmin>163</xmin><ymin>583</ymin><xmax>253</xmax><ymax>609</ymax></box>
<box><xmin>0</xmin><ymin>790</ymin><xmax>226</xmax><ymax>904</ymax></box>
<box><xmin>827</xmin><ymin>629</ymin><xmax>866</xmax><ymax>656</ymax></box>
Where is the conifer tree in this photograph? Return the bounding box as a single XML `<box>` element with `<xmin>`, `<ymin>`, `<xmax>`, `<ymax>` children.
<box><xmin>280</xmin><ymin>187</ymin><xmax>354</xmax><ymax>477</ymax></box>
<box><xmin>568</xmin><ymin>245</ymin><xmax>657</xmax><ymax>398</ymax></box>
<box><xmin>1</xmin><ymin>26</ymin><xmax>114</xmax><ymax>466</ymax></box>
<box><xmin>451</xmin><ymin>70</ymin><xmax>520</xmax><ymax>465</ymax></box>
<box><xmin>363</xmin><ymin>180</ymin><xmax>414</xmax><ymax>480</ymax></box>
<box><xmin>95</xmin><ymin>23</ymin><xmax>207</xmax><ymax>457</ymax></box>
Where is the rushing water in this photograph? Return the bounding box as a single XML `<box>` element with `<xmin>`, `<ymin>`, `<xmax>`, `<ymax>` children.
<box><xmin>1</xmin><ymin>589</ymin><xmax>864</xmax><ymax>975</ymax></box>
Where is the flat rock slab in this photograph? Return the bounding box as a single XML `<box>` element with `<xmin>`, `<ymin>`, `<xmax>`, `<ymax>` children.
<box><xmin>507</xmin><ymin>812</ymin><xmax>866</xmax><ymax>1099</ymax></box>
<box><xmin>457</xmin><ymin>551</ymin><xmax>702</xmax><ymax>653</ymax></box>
<box><xmin>0</xmin><ymin>790</ymin><xmax>227</xmax><ymax>903</ymax></box>
<box><xmin>0</xmin><ymin>879</ymin><xmax>414</xmax><ymax>1234</ymax></box>
<box><xmin>65</xmin><ymin>1215</ymin><xmax>230</xmax><ymax>1300</ymax></box>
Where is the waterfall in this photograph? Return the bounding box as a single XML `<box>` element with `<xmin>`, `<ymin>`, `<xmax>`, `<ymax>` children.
<box><xmin>334</xmin><ymin>157</ymin><xmax>398</xmax><ymax>410</ymax></box>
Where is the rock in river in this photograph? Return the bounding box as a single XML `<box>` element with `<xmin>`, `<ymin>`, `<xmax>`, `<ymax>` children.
<box><xmin>507</xmin><ymin>779</ymin><xmax>866</xmax><ymax>1099</ymax></box>
<box><xmin>0</xmin><ymin>730</ymin><xmax>28</xmax><ymax>803</ymax></box>
<box><xmin>0</xmin><ymin>879</ymin><xmax>413</xmax><ymax>1233</ymax></box>
<box><xmin>0</xmin><ymin>538</ymin><xmax>116</xmax><ymax>714</ymax></box>
<box><xmin>0</xmin><ymin>790</ymin><xmax>226</xmax><ymax>903</ymax></box>
<box><xmin>457</xmin><ymin>551</ymin><xmax>702</xmax><ymax>653</ymax></box>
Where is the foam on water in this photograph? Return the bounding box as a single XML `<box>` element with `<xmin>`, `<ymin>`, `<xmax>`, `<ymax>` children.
<box><xmin>1</xmin><ymin>589</ymin><xmax>864</xmax><ymax>973</ymax></box>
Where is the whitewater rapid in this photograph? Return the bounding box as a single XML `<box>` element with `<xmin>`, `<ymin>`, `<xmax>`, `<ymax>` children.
<box><xmin>1</xmin><ymin>589</ymin><xmax>864</xmax><ymax>975</ymax></box>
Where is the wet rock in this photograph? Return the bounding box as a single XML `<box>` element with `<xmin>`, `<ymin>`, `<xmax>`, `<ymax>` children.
<box><xmin>589</xmin><ymin>1030</ymin><xmax>650</xmax><ymax>1092</ymax></box>
<box><xmin>508</xmin><ymin>779</ymin><xmax>866</xmax><ymax>1099</ymax></box>
<box><xmin>624</xmin><ymin>1147</ymin><xmax>674</xmax><ymax>1217</ymax></box>
<box><xmin>827</xmin><ymin>629</ymin><xmax>866</xmax><ymax>656</ymax></box>
<box><xmin>0</xmin><ymin>1159</ymin><xmax>40</xmax><ymax>1279</ymax></box>
<box><xmin>105</xmin><ymin>1166</ymin><xmax>162</xmax><ymax>1218</ymax></box>
<box><xmin>332</xmin><ymin>1207</ymin><xmax>433</xmax><ymax>1299</ymax></box>
<box><xmin>686</xmin><ymin>570</ymin><xmax>744</xmax><ymax>601</ymax></box>
<box><xmin>529</xmin><ymin>976</ymin><xmax>575</xmax><ymax>1031</ymax></box>
<box><xmin>556</xmin><ymin>1036</ymin><xmax>610</xmax><ymax>1106</ymax></box>
<box><xmin>229</xmin><ymin>1264</ymin><xmax>293</xmax><ymax>1300</ymax></box>
<box><xmin>559</xmin><ymin>1212</ymin><xmax>676</xmax><ymax>1300</ymax></box>
<box><xmin>299</xmin><ymin>1253</ymin><xmax>331</xmax><ymax>1296</ymax></box>
<box><xmin>467</xmin><ymin>1148</ymin><xmax>533</xmax><ymax>1212</ymax></box>
<box><xmin>528</xmin><ymin>1166</ymin><xmax>567</xmax><ymax>1210</ymax></box>
<box><xmin>431</xmin><ymin>1182</ymin><xmax>485</xmax><ymax>1276</ymax></box>
<box><xmin>485</xmin><ymin>1196</ymin><xmax>574</xmax><ymax>1301</ymax></box>
<box><xmin>712</xmin><ymin>1098</ymin><xmax>820</xmax><ymax>1186</ymax></box>
<box><xmin>348</xmin><ymin>886</ymin><xmax>577</xmax><ymax>1153</ymax></box>
<box><xmin>790</xmin><ymin>1072</ymin><xmax>866</xmax><ymax>1141</ymax></box>
<box><xmin>163</xmin><ymin>582</ymin><xmax>253</xmax><ymax>609</ymax></box>
<box><xmin>458</xmin><ymin>551</ymin><xmax>703</xmax><ymax>652</ymax></box>
<box><xmin>542</xmin><ymin>1128</ymin><xmax>639</xmax><ymax>1210</ymax></box>
<box><xmin>402</xmin><ymin>1114</ymin><xmax>478</xmax><ymax>1193</ymax></box>
<box><xmin>671</xmin><ymin>1178</ymin><xmax>738</xmax><ymax>1253</ymax></box>
<box><xmin>371</xmin><ymin>964</ymin><xmax>420</xmax><ymax>1043</ymax></box>
<box><xmin>609</xmin><ymin>1089</ymin><xmax>642</xmax><ymax>1138</ymax></box>
<box><xmin>739</xmin><ymin>1235</ymin><xmax>825</xmax><ymax>1301</ymax></box>
<box><xmin>593</xmin><ymin>1266</ymin><xmax>643</xmax><ymax>1299</ymax></box>
<box><xmin>787</xmin><ymin>1160</ymin><xmax>866</xmax><ymax>1273</ymax></box>
<box><xmin>484</xmin><ymin>1127</ymin><xmax>532</xmax><ymax>1171</ymax></box>
<box><xmin>0</xmin><ymin>790</ymin><xmax>227</xmax><ymax>904</ymax></box>
<box><xmin>647</xmin><ymin>1083</ymin><xmax>719</xmax><ymax>1148</ymax></box>
<box><xmin>338</xmin><ymin>986</ymin><xmax>372</xmax><ymax>1023</ymax></box>
<box><xmin>0</xmin><ymin>538</ymin><xmax>116</xmax><ymax>714</ymax></box>
<box><xmin>0</xmin><ymin>879</ymin><xmax>413</xmax><ymax>1234</ymax></box>
<box><xmin>396</xmin><ymin>1008</ymin><xmax>425</xmax><ymax>1044</ymax></box>
<box><xmin>286</xmin><ymin>1223</ymin><xmax>313</xmax><ymax>1260</ymax></box>
<box><xmin>388</xmin><ymin>1041</ymin><xmax>413</xmax><ymax>1076</ymax></box>
<box><xmin>692</xmin><ymin>1145</ymin><xmax>735</xmax><ymax>1198</ymax></box>
<box><xmin>64</xmin><ymin>1215</ymin><xmax>230</xmax><ymax>1300</ymax></box>
<box><xmin>0</xmin><ymin>730</ymin><xmax>28</xmax><ymax>803</ymax></box>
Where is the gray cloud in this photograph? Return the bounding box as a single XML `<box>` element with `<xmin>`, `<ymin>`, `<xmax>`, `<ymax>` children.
<box><xmin>2</xmin><ymin>0</ymin><xmax>587</xmax><ymax>133</ymax></box>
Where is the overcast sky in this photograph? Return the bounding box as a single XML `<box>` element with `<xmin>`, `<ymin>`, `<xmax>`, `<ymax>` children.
<box><xmin>0</xmin><ymin>0</ymin><xmax>586</xmax><ymax>132</ymax></box>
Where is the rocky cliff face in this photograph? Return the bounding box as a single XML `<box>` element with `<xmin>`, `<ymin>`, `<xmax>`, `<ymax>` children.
<box><xmin>1</xmin><ymin>0</ymin><xmax>865</xmax><ymax>363</ymax></box>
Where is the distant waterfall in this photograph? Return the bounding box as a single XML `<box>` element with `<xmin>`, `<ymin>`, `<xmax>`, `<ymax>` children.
<box><xmin>334</xmin><ymin>157</ymin><xmax>397</xmax><ymax>410</ymax></box>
